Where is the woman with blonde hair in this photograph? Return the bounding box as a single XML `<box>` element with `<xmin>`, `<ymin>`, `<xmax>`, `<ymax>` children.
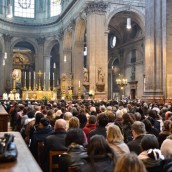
<box><xmin>68</xmin><ymin>116</ymin><xmax>80</xmax><ymax>129</ymax></box>
<box><xmin>114</xmin><ymin>153</ymin><xmax>147</xmax><ymax>172</ymax></box>
<box><xmin>107</xmin><ymin>125</ymin><xmax>130</xmax><ymax>156</ymax></box>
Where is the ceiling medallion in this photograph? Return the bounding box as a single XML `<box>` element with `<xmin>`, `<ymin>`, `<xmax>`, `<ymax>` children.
<box><xmin>18</xmin><ymin>0</ymin><xmax>31</xmax><ymax>9</ymax></box>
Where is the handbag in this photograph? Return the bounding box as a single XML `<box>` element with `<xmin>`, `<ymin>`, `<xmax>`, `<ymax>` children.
<box><xmin>0</xmin><ymin>133</ymin><xmax>18</xmax><ymax>162</ymax></box>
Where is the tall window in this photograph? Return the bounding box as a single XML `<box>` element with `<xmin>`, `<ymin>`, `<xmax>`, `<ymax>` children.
<box><xmin>50</xmin><ymin>0</ymin><xmax>61</xmax><ymax>17</ymax></box>
<box><xmin>14</xmin><ymin>0</ymin><xmax>35</xmax><ymax>18</ymax></box>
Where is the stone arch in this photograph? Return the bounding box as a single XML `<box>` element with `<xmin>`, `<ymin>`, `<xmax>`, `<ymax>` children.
<box><xmin>106</xmin><ymin>6</ymin><xmax>145</xmax><ymax>32</ymax></box>
<box><xmin>45</xmin><ymin>39</ymin><xmax>60</xmax><ymax>56</ymax></box>
<box><xmin>10</xmin><ymin>38</ymin><xmax>38</xmax><ymax>54</ymax></box>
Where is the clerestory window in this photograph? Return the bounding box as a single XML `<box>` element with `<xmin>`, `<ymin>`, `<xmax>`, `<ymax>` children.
<box><xmin>14</xmin><ymin>0</ymin><xmax>35</xmax><ymax>18</ymax></box>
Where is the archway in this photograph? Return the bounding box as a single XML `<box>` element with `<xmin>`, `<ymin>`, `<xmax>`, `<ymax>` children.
<box><xmin>108</xmin><ymin>11</ymin><xmax>144</xmax><ymax>100</ymax></box>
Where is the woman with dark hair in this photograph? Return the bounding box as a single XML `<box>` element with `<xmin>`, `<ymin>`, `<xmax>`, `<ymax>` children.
<box><xmin>81</xmin><ymin>135</ymin><xmax>117</xmax><ymax>172</ymax></box>
<box><xmin>59</xmin><ymin>128</ymin><xmax>87</xmax><ymax>172</ymax></box>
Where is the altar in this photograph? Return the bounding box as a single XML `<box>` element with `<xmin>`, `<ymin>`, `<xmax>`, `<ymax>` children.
<box><xmin>22</xmin><ymin>90</ymin><xmax>56</xmax><ymax>100</ymax></box>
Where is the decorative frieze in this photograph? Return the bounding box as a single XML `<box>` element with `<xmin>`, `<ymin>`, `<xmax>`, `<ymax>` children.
<box><xmin>85</xmin><ymin>1</ymin><xmax>108</xmax><ymax>15</ymax></box>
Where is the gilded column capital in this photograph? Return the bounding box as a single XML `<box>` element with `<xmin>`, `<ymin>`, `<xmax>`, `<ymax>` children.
<box><xmin>85</xmin><ymin>1</ymin><xmax>108</xmax><ymax>15</ymax></box>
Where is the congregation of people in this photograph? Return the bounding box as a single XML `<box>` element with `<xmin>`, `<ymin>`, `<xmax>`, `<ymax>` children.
<box><xmin>2</xmin><ymin>99</ymin><xmax>172</xmax><ymax>172</ymax></box>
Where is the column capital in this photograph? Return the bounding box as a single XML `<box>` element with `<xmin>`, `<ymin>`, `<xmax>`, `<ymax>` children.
<box><xmin>3</xmin><ymin>34</ymin><xmax>13</xmax><ymax>42</ymax></box>
<box><xmin>85</xmin><ymin>1</ymin><xmax>108</xmax><ymax>15</ymax></box>
<box><xmin>36</xmin><ymin>37</ymin><xmax>46</xmax><ymax>45</ymax></box>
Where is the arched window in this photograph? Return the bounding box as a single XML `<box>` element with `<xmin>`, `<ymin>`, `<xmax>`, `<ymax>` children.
<box><xmin>14</xmin><ymin>0</ymin><xmax>35</xmax><ymax>18</ymax></box>
<box><xmin>50</xmin><ymin>0</ymin><xmax>61</xmax><ymax>17</ymax></box>
<box><xmin>110</xmin><ymin>36</ymin><xmax>117</xmax><ymax>48</ymax></box>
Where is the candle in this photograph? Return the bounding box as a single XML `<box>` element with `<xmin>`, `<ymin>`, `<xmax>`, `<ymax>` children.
<box><xmin>53</xmin><ymin>63</ymin><xmax>56</xmax><ymax>69</ymax></box>
<box><xmin>25</xmin><ymin>72</ymin><xmax>26</xmax><ymax>79</ymax></box>
<box><xmin>79</xmin><ymin>80</ymin><xmax>80</xmax><ymax>87</ymax></box>
<box><xmin>34</xmin><ymin>72</ymin><xmax>35</xmax><ymax>79</ymax></box>
<box><xmin>64</xmin><ymin>55</ymin><xmax>66</xmax><ymax>62</ymax></box>
<box><xmin>44</xmin><ymin>72</ymin><xmax>45</xmax><ymax>80</ymax></box>
<box><xmin>49</xmin><ymin>72</ymin><xmax>50</xmax><ymax>80</ymax></box>
<box><xmin>53</xmin><ymin>73</ymin><xmax>54</xmax><ymax>80</ymax></box>
<box><xmin>29</xmin><ymin>72</ymin><xmax>31</xmax><ymax>79</ymax></box>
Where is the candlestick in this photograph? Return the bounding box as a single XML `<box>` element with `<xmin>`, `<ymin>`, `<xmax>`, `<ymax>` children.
<box><xmin>34</xmin><ymin>72</ymin><xmax>35</xmax><ymax>79</ymax></box>
<box><xmin>25</xmin><ymin>72</ymin><xmax>26</xmax><ymax>79</ymax></box>
<box><xmin>49</xmin><ymin>72</ymin><xmax>50</xmax><ymax>80</ymax></box>
<box><xmin>44</xmin><ymin>72</ymin><xmax>45</xmax><ymax>80</ymax></box>
<box><xmin>79</xmin><ymin>80</ymin><xmax>80</xmax><ymax>87</ymax></box>
<box><xmin>53</xmin><ymin>63</ymin><xmax>56</xmax><ymax>69</ymax></box>
<box><xmin>53</xmin><ymin>73</ymin><xmax>54</xmax><ymax>80</ymax></box>
<box><xmin>29</xmin><ymin>72</ymin><xmax>31</xmax><ymax>80</ymax></box>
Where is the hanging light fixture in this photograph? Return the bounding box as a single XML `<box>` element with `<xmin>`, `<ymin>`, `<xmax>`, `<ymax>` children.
<box><xmin>7</xmin><ymin>4</ymin><xmax>13</xmax><ymax>18</ymax></box>
<box><xmin>126</xmin><ymin>18</ymin><xmax>131</xmax><ymax>29</ymax></box>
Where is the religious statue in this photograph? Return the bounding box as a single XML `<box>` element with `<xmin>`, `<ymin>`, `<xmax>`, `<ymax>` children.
<box><xmin>98</xmin><ymin>67</ymin><xmax>104</xmax><ymax>83</ymax></box>
<box><xmin>83</xmin><ymin>67</ymin><xmax>89</xmax><ymax>82</ymax></box>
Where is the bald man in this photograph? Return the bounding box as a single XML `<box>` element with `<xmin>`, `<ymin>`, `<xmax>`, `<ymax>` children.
<box><xmin>43</xmin><ymin>119</ymin><xmax>67</xmax><ymax>171</ymax></box>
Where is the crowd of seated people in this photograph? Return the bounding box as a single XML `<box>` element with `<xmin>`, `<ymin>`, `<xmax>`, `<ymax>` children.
<box><xmin>2</xmin><ymin>99</ymin><xmax>172</xmax><ymax>171</ymax></box>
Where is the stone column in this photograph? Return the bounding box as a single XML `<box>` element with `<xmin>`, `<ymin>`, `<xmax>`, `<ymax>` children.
<box><xmin>163</xmin><ymin>0</ymin><xmax>172</xmax><ymax>99</ymax></box>
<box><xmin>36</xmin><ymin>37</ymin><xmax>45</xmax><ymax>88</ymax></box>
<box><xmin>72</xmin><ymin>42</ymin><xmax>84</xmax><ymax>96</ymax></box>
<box><xmin>85</xmin><ymin>1</ymin><xmax>108</xmax><ymax>99</ymax></box>
<box><xmin>3</xmin><ymin>34</ymin><xmax>13</xmax><ymax>93</ymax></box>
<box><xmin>143</xmin><ymin>0</ymin><xmax>164</xmax><ymax>101</ymax></box>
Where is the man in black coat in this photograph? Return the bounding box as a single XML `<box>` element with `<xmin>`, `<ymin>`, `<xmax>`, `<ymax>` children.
<box><xmin>88</xmin><ymin>113</ymin><xmax>109</xmax><ymax>141</ymax></box>
<box><xmin>43</xmin><ymin>119</ymin><xmax>67</xmax><ymax>172</ymax></box>
<box><xmin>127</xmin><ymin>121</ymin><xmax>146</xmax><ymax>155</ymax></box>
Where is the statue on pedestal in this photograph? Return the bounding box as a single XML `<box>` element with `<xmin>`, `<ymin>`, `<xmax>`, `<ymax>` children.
<box><xmin>83</xmin><ymin>67</ymin><xmax>89</xmax><ymax>82</ymax></box>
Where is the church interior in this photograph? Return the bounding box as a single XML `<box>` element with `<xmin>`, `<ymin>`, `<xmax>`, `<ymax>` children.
<box><xmin>0</xmin><ymin>0</ymin><xmax>171</xmax><ymax>102</ymax></box>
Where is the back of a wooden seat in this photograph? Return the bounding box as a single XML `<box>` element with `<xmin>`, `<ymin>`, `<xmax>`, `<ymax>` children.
<box><xmin>68</xmin><ymin>166</ymin><xmax>80</xmax><ymax>172</ymax></box>
<box><xmin>37</xmin><ymin>141</ymin><xmax>44</xmax><ymax>166</ymax></box>
<box><xmin>49</xmin><ymin>150</ymin><xmax>65</xmax><ymax>172</ymax></box>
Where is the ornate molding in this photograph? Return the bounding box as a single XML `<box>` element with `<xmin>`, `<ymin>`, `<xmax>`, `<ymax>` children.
<box><xmin>57</xmin><ymin>28</ymin><xmax>64</xmax><ymax>40</ymax></box>
<box><xmin>67</xmin><ymin>19</ymin><xmax>75</xmax><ymax>33</ymax></box>
<box><xmin>36</xmin><ymin>37</ymin><xmax>45</xmax><ymax>45</ymax></box>
<box><xmin>85</xmin><ymin>1</ymin><xmax>108</xmax><ymax>15</ymax></box>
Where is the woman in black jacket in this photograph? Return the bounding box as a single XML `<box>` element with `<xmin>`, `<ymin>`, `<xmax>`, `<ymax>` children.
<box><xmin>81</xmin><ymin>135</ymin><xmax>117</xmax><ymax>172</ymax></box>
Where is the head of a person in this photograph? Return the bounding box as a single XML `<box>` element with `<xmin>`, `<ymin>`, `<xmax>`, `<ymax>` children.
<box><xmin>131</xmin><ymin>121</ymin><xmax>146</xmax><ymax>138</ymax></box>
<box><xmin>163</xmin><ymin>120</ymin><xmax>172</xmax><ymax>132</ymax></box>
<box><xmin>39</xmin><ymin>117</ymin><xmax>50</xmax><ymax>128</ymax></box>
<box><xmin>107</xmin><ymin>125</ymin><xmax>124</xmax><ymax>143</ymax></box>
<box><xmin>77</xmin><ymin>113</ymin><xmax>87</xmax><ymax>128</ymax></box>
<box><xmin>114</xmin><ymin>153</ymin><xmax>147</xmax><ymax>172</ymax></box>
<box><xmin>54</xmin><ymin>119</ymin><xmax>66</xmax><ymax>130</ymax></box>
<box><xmin>106</xmin><ymin>112</ymin><xmax>115</xmax><ymax>123</ymax></box>
<box><xmin>65</xmin><ymin>128</ymin><xmax>85</xmax><ymax>147</ymax></box>
<box><xmin>87</xmin><ymin>135</ymin><xmax>116</xmax><ymax>161</ymax></box>
<box><xmin>88</xmin><ymin>115</ymin><xmax>97</xmax><ymax>124</ymax></box>
<box><xmin>35</xmin><ymin>112</ymin><xmax>44</xmax><ymax>124</ymax></box>
<box><xmin>142</xmin><ymin>119</ymin><xmax>152</xmax><ymax>132</ymax></box>
<box><xmin>64</xmin><ymin>112</ymin><xmax>73</xmax><ymax>120</ymax></box>
<box><xmin>97</xmin><ymin>113</ymin><xmax>109</xmax><ymax>127</ymax></box>
<box><xmin>69</xmin><ymin>117</ymin><xmax>80</xmax><ymax>129</ymax></box>
<box><xmin>27</xmin><ymin>110</ymin><xmax>35</xmax><ymax>118</ymax></box>
<box><xmin>141</xmin><ymin>134</ymin><xmax>159</xmax><ymax>151</ymax></box>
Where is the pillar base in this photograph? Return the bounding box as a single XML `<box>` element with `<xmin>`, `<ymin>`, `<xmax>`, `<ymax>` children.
<box><xmin>94</xmin><ymin>92</ymin><xmax>107</xmax><ymax>100</ymax></box>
